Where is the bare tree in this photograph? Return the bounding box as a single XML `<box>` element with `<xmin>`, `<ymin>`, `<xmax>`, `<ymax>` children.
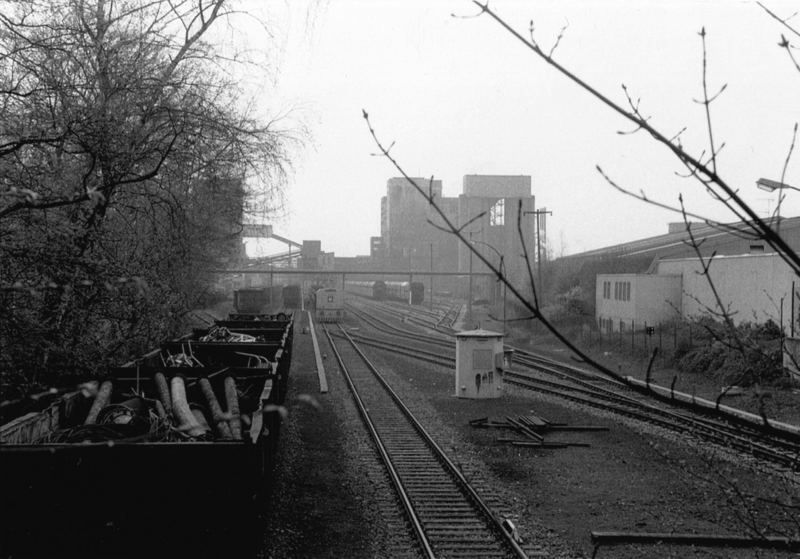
<box><xmin>0</xmin><ymin>0</ymin><xmax>290</xmax><ymax>393</ymax></box>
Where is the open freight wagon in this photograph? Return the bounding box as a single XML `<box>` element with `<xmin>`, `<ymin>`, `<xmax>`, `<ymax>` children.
<box><xmin>0</xmin><ymin>316</ymin><xmax>293</xmax><ymax>559</ymax></box>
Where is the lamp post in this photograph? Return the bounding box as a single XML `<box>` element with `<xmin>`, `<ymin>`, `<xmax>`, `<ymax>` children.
<box><xmin>756</xmin><ymin>178</ymin><xmax>800</xmax><ymax>219</ymax></box>
<box><xmin>470</xmin><ymin>239</ymin><xmax>506</xmax><ymax>334</ymax></box>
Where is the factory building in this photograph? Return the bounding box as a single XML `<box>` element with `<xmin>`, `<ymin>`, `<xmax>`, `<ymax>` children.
<box><xmin>372</xmin><ymin>174</ymin><xmax>537</xmax><ymax>298</ymax></box>
<box><xmin>562</xmin><ymin>216</ymin><xmax>800</xmax><ymax>274</ymax></box>
<box><xmin>456</xmin><ymin>175</ymin><xmax>536</xmax><ymax>292</ymax></box>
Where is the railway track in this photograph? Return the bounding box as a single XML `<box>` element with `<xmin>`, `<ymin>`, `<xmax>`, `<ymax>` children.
<box><xmin>344</xmin><ymin>303</ymin><xmax>800</xmax><ymax>472</ymax></box>
<box><xmin>350</xmin><ymin>298</ymin><xmax>455</xmax><ymax>334</ymax></box>
<box><xmin>323</xmin><ymin>324</ymin><xmax>527</xmax><ymax>559</ymax></box>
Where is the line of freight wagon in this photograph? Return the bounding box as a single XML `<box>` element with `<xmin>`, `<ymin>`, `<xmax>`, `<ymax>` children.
<box><xmin>237</xmin><ymin>284</ymin><xmax>345</xmax><ymax>323</ymax></box>
<box><xmin>0</xmin><ymin>306</ymin><xmax>294</xmax><ymax>559</ymax></box>
<box><xmin>345</xmin><ymin>279</ymin><xmax>425</xmax><ymax>305</ymax></box>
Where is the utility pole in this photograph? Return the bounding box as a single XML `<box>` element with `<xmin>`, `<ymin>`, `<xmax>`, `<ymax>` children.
<box><xmin>470</xmin><ymin>239</ymin><xmax>505</xmax><ymax>334</ymax></box>
<box><xmin>429</xmin><ymin>242</ymin><xmax>434</xmax><ymax>311</ymax></box>
<box><xmin>467</xmin><ymin>231</ymin><xmax>474</xmax><ymax>324</ymax></box>
<box><xmin>500</xmin><ymin>254</ymin><xmax>506</xmax><ymax>335</ymax></box>
<box><xmin>524</xmin><ymin>208</ymin><xmax>553</xmax><ymax>298</ymax></box>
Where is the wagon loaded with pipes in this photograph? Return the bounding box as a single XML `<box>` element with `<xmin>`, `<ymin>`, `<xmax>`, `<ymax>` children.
<box><xmin>0</xmin><ymin>316</ymin><xmax>293</xmax><ymax>558</ymax></box>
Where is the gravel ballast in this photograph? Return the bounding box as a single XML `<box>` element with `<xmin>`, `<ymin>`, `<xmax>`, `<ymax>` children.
<box><xmin>259</xmin><ymin>311</ymin><xmax>800</xmax><ymax>558</ymax></box>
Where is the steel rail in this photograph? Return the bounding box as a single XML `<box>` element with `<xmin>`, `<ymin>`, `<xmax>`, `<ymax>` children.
<box><xmin>512</xmin><ymin>352</ymin><xmax>800</xmax><ymax>452</ymax></box>
<box><xmin>323</xmin><ymin>327</ymin><xmax>436</xmax><ymax>559</ymax></box>
<box><xmin>334</xmin><ymin>332</ymin><xmax>453</xmax><ymax>368</ymax></box>
<box><xmin>503</xmin><ymin>372</ymin><xmax>800</xmax><ymax>472</ymax></box>
<box><xmin>343</xmin><ymin>316</ymin><xmax>800</xmax><ymax>471</ymax></box>
<box><xmin>353</xmin><ymin>299</ymin><xmax>800</xmax><ymax>446</ymax></box>
<box><xmin>329</xmin><ymin>325</ymin><xmax>529</xmax><ymax>559</ymax></box>
<box><xmin>347</xmin><ymin>305</ymin><xmax>453</xmax><ymax>345</ymax></box>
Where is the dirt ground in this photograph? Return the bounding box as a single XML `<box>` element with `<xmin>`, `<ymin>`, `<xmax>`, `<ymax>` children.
<box><xmin>260</xmin><ymin>308</ymin><xmax>800</xmax><ymax>558</ymax></box>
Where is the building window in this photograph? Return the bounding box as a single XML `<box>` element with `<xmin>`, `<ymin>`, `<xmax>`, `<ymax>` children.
<box><xmin>613</xmin><ymin>281</ymin><xmax>631</xmax><ymax>301</ymax></box>
<box><xmin>490</xmin><ymin>199</ymin><xmax>505</xmax><ymax>226</ymax></box>
<box><xmin>603</xmin><ymin>281</ymin><xmax>611</xmax><ymax>299</ymax></box>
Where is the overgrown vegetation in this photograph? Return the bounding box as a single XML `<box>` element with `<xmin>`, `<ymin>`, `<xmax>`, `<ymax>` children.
<box><xmin>677</xmin><ymin>319</ymin><xmax>784</xmax><ymax>387</ymax></box>
<box><xmin>0</xmin><ymin>0</ymin><xmax>289</xmax><ymax>398</ymax></box>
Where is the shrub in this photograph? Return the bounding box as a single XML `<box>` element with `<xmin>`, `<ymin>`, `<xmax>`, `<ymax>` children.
<box><xmin>677</xmin><ymin>320</ymin><xmax>784</xmax><ymax>386</ymax></box>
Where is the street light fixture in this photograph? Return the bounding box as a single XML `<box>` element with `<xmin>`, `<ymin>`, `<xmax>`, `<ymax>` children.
<box><xmin>470</xmin><ymin>239</ymin><xmax>506</xmax><ymax>334</ymax></box>
<box><xmin>756</xmin><ymin>178</ymin><xmax>800</xmax><ymax>220</ymax></box>
<box><xmin>756</xmin><ymin>178</ymin><xmax>800</xmax><ymax>193</ymax></box>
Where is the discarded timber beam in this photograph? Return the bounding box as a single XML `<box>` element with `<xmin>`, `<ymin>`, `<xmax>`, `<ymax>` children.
<box><xmin>510</xmin><ymin>441</ymin><xmax>580</xmax><ymax>448</ymax></box>
<box><xmin>476</xmin><ymin>421</ymin><xmax>512</xmax><ymax>429</ymax></box>
<box><xmin>591</xmin><ymin>531</ymin><xmax>800</xmax><ymax>552</ymax></box>
<box><xmin>506</xmin><ymin>416</ymin><xmax>544</xmax><ymax>442</ymax></box>
<box><xmin>522</xmin><ymin>414</ymin><xmax>548</xmax><ymax>427</ymax></box>
<box><xmin>545</xmin><ymin>425</ymin><xmax>609</xmax><ymax>432</ymax></box>
<box><xmin>514</xmin><ymin>441</ymin><xmax>590</xmax><ymax>448</ymax></box>
<box><xmin>531</xmin><ymin>412</ymin><xmax>556</xmax><ymax>424</ymax></box>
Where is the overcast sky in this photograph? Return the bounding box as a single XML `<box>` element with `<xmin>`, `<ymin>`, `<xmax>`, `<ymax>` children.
<box><xmin>238</xmin><ymin>0</ymin><xmax>799</xmax><ymax>257</ymax></box>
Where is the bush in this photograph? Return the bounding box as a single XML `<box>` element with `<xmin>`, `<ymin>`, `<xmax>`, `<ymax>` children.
<box><xmin>677</xmin><ymin>320</ymin><xmax>784</xmax><ymax>386</ymax></box>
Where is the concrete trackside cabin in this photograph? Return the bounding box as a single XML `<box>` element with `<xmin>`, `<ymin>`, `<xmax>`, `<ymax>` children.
<box><xmin>596</xmin><ymin>273</ymin><xmax>682</xmax><ymax>333</ymax></box>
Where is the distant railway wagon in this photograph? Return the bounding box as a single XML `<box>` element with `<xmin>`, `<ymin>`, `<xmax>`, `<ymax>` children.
<box><xmin>314</xmin><ymin>287</ymin><xmax>344</xmax><ymax>323</ymax></box>
<box><xmin>386</xmin><ymin>280</ymin><xmax>425</xmax><ymax>305</ymax></box>
<box><xmin>282</xmin><ymin>284</ymin><xmax>302</xmax><ymax>308</ymax></box>
<box><xmin>345</xmin><ymin>280</ymin><xmax>424</xmax><ymax>305</ymax></box>
<box><xmin>345</xmin><ymin>280</ymin><xmax>386</xmax><ymax>299</ymax></box>
<box><xmin>234</xmin><ymin>288</ymin><xmax>269</xmax><ymax>314</ymax></box>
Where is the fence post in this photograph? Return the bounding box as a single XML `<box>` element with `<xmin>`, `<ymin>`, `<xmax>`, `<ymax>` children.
<box><xmin>644</xmin><ymin>321</ymin><xmax>648</xmax><ymax>356</ymax></box>
<box><xmin>673</xmin><ymin>322</ymin><xmax>677</xmax><ymax>353</ymax></box>
<box><xmin>631</xmin><ymin>319</ymin><xmax>635</xmax><ymax>354</ymax></box>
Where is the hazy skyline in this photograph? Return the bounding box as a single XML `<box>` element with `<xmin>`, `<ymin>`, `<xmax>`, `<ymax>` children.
<box><xmin>243</xmin><ymin>0</ymin><xmax>799</xmax><ymax>258</ymax></box>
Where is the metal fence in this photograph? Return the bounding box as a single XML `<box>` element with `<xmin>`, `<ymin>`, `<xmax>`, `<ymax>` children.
<box><xmin>578</xmin><ymin>319</ymin><xmax>700</xmax><ymax>363</ymax></box>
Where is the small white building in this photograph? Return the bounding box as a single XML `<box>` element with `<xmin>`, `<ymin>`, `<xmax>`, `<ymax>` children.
<box><xmin>596</xmin><ymin>273</ymin><xmax>682</xmax><ymax>333</ymax></box>
<box><xmin>597</xmin><ymin>253</ymin><xmax>800</xmax><ymax>332</ymax></box>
